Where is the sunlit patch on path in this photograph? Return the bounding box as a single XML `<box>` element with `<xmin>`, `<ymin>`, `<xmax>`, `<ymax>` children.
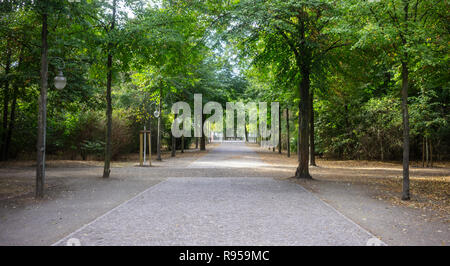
<box><xmin>187</xmin><ymin>142</ymin><xmax>267</xmax><ymax>169</ymax></box>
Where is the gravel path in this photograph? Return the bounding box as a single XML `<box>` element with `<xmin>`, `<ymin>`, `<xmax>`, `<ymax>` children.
<box><xmin>54</xmin><ymin>143</ymin><xmax>382</xmax><ymax>246</ymax></box>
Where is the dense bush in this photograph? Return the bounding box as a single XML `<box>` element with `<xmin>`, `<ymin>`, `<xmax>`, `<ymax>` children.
<box><xmin>11</xmin><ymin>108</ymin><xmax>135</xmax><ymax>161</ymax></box>
<box><xmin>356</xmin><ymin>97</ymin><xmax>403</xmax><ymax>160</ymax></box>
<box><xmin>313</xmin><ymin>94</ymin><xmax>449</xmax><ymax>161</ymax></box>
<box><xmin>110</xmin><ymin>112</ymin><xmax>134</xmax><ymax>160</ymax></box>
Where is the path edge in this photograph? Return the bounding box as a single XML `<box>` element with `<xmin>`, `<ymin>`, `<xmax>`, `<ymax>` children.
<box><xmin>291</xmin><ymin>181</ymin><xmax>388</xmax><ymax>246</ymax></box>
<box><xmin>51</xmin><ymin>179</ymin><xmax>168</xmax><ymax>246</ymax></box>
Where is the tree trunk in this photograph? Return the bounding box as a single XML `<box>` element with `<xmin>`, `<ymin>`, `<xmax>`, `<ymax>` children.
<box><xmin>430</xmin><ymin>140</ymin><xmax>433</xmax><ymax>167</ymax></box>
<box><xmin>200</xmin><ymin>114</ymin><xmax>206</xmax><ymax>150</ymax></box>
<box><xmin>103</xmin><ymin>51</ymin><xmax>113</xmax><ymax>178</ymax></box>
<box><xmin>156</xmin><ymin>86</ymin><xmax>162</xmax><ymax>160</ymax></box>
<box><xmin>295</xmin><ymin>67</ymin><xmax>311</xmax><ymax>179</ymax></box>
<box><xmin>257</xmin><ymin>119</ymin><xmax>261</xmax><ymax>146</ymax></box>
<box><xmin>278</xmin><ymin>103</ymin><xmax>281</xmax><ymax>154</ymax></box>
<box><xmin>422</xmin><ymin>136</ymin><xmax>425</xmax><ymax>167</ymax></box>
<box><xmin>181</xmin><ymin>135</ymin><xmax>184</xmax><ymax>153</ymax></box>
<box><xmin>297</xmin><ymin>104</ymin><xmax>301</xmax><ymax>162</ymax></box>
<box><xmin>195</xmin><ymin>137</ymin><xmax>198</xmax><ymax>149</ymax></box>
<box><xmin>309</xmin><ymin>91</ymin><xmax>316</xmax><ymax>166</ymax></box>
<box><xmin>200</xmin><ymin>135</ymin><xmax>206</xmax><ymax>150</ymax></box>
<box><xmin>401</xmin><ymin>60</ymin><xmax>410</xmax><ymax>200</ymax></box>
<box><xmin>171</xmin><ymin>122</ymin><xmax>176</xmax><ymax>157</ymax></box>
<box><xmin>4</xmin><ymin>83</ymin><xmax>17</xmax><ymax>160</ymax></box>
<box><xmin>426</xmin><ymin>136</ymin><xmax>429</xmax><ymax>167</ymax></box>
<box><xmin>244</xmin><ymin>122</ymin><xmax>248</xmax><ymax>142</ymax></box>
<box><xmin>36</xmin><ymin>13</ymin><xmax>48</xmax><ymax>198</ymax></box>
<box><xmin>1</xmin><ymin>45</ymin><xmax>11</xmax><ymax>161</ymax></box>
<box><xmin>286</xmin><ymin>108</ymin><xmax>290</xmax><ymax>158</ymax></box>
<box><xmin>4</xmin><ymin>51</ymin><xmax>21</xmax><ymax>161</ymax></box>
<box><xmin>379</xmin><ymin>130</ymin><xmax>384</xmax><ymax>161</ymax></box>
<box><xmin>103</xmin><ymin>0</ymin><xmax>117</xmax><ymax>178</ymax></box>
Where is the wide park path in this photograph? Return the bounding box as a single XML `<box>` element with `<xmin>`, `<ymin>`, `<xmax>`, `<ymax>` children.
<box><xmin>53</xmin><ymin>142</ymin><xmax>382</xmax><ymax>246</ymax></box>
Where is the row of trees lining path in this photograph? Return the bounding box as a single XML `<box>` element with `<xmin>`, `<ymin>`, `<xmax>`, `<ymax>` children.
<box><xmin>0</xmin><ymin>0</ymin><xmax>448</xmax><ymax>200</ymax></box>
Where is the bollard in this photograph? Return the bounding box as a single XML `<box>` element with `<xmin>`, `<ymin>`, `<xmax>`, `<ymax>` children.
<box><xmin>139</xmin><ymin>130</ymin><xmax>152</xmax><ymax>167</ymax></box>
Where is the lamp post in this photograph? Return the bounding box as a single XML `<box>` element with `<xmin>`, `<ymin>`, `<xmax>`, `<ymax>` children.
<box><xmin>53</xmin><ymin>57</ymin><xmax>67</xmax><ymax>90</ymax></box>
<box><xmin>149</xmin><ymin>104</ymin><xmax>160</xmax><ymax>165</ymax></box>
<box><xmin>36</xmin><ymin>12</ymin><xmax>48</xmax><ymax>199</ymax></box>
<box><xmin>36</xmin><ymin>55</ymin><xmax>66</xmax><ymax>198</ymax></box>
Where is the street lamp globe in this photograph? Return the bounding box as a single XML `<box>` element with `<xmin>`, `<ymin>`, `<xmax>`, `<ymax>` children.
<box><xmin>54</xmin><ymin>70</ymin><xmax>67</xmax><ymax>89</ymax></box>
<box><xmin>153</xmin><ymin>110</ymin><xmax>160</xmax><ymax>118</ymax></box>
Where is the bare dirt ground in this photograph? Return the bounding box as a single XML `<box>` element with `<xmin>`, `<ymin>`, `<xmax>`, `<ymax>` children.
<box><xmin>253</xmin><ymin>146</ymin><xmax>450</xmax><ymax>219</ymax></box>
<box><xmin>251</xmin><ymin>144</ymin><xmax>450</xmax><ymax>245</ymax></box>
<box><xmin>0</xmin><ymin>148</ymin><xmax>212</xmax><ymax>202</ymax></box>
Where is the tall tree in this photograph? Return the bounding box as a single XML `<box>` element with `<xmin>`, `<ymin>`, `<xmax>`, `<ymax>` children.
<box><xmin>1</xmin><ymin>42</ymin><xmax>11</xmax><ymax>161</ymax></box>
<box><xmin>103</xmin><ymin>0</ymin><xmax>117</xmax><ymax>178</ymax></box>
<box><xmin>224</xmin><ymin>0</ymin><xmax>344</xmax><ymax>178</ymax></box>
<box><xmin>350</xmin><ymin>0</ymin><xmax>448</xmax><ymax>200</ymax></box>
